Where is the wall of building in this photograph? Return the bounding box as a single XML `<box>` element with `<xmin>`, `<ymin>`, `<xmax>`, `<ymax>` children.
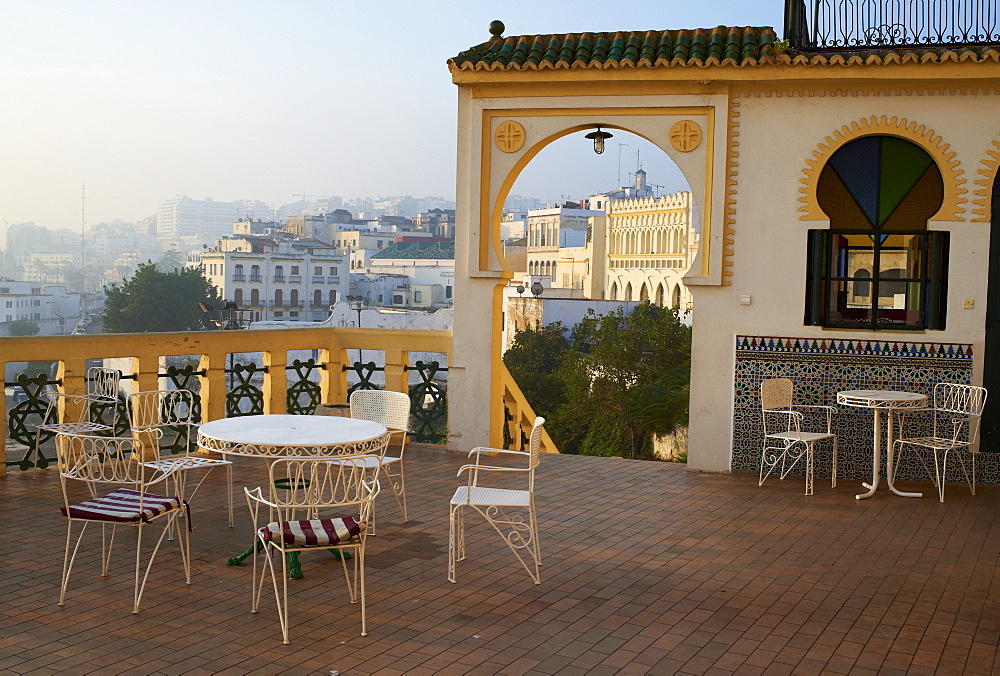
<box><xmin>687</xmin><ymin>89</ymin><xmax>999</xmax><ymax>474</ymax></box>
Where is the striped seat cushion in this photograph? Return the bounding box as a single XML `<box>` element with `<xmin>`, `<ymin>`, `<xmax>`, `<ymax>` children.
<box><xmin>61</xmin><ymin>488</ymin><xmax>184</xmax><ymax>524</ymax></box>
<box><xmin>259</xmin><ymin>517</ymin><xmax>361</xmax><ymax>547</ymax></box>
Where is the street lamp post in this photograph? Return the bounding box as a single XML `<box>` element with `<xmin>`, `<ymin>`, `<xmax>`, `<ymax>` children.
<box><xmin>348</xmin><ymin>296</ymin><xmax>366</xmax><ymax>363</ymax></box>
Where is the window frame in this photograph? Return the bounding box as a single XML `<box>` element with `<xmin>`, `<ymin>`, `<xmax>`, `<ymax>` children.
<box><xmin>806</xmin><ymin>228</ymin><xmax>948</xmax><ymax>331</ymax></box>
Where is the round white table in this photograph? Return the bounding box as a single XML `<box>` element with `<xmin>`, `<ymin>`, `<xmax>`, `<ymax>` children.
<box><xmin>836</xmin><ymin>390</ymin><xmax>928</xmax><ymax>500</ymax></box>
<box><xmin>197</xmin><ymin>414</ymin><xmax>388</xmax><ymax>574</ymax></box>
<box><xmin>198</xmin><ymin>414</ymin><xmax>387</xmax><ymax>458</ymax></box>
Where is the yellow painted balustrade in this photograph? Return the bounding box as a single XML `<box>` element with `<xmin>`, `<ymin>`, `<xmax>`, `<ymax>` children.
<box><xmin>0</xmin><ymin>326</ymin><xmax>451</xmax><ymax>476</ymax></box>
<box><xmin>500</xmin><ymin>363</ymin><xmax>559</xmax><ymax>455</ymax></box>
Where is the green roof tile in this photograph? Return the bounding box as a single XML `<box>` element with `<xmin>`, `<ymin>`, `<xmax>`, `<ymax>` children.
<box><xmin>371</xmin><ymin>241</ymin><xmax>455</xmax><ymax>260</ymax></box>
<box><xmin>449</xmin><ymin>25</ymin><xmax>999</xmax><ymax>71</ymax></box>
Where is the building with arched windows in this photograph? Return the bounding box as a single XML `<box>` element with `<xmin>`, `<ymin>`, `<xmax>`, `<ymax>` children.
<box><xmin>604</xmin><ymin>190</ymin><xmax>699</xmax><ymax>308</ymax></box>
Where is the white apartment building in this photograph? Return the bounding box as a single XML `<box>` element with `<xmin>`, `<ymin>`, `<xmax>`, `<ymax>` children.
<box><xmin>525</xmin><ymin>204</ymin><xmax>604</xmax><ymax>286</ymax></box>
<box><xmin>156</xmin><ymin>196</ymin><xmax>271</xmax><ymax>243</ymax></box>
<box><xmin>0</xmin><ymin>282</ymin><xmax>92</xmax><ymax>336</ymax></box>
<box><xmin>201</xmin><ymin>238</ymin><xmax>350</xmax><ymax>322</ymax></box>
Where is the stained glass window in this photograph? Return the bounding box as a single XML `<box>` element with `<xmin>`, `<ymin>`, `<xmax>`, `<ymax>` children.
<box><xmin>806</xmin><ymin>136</ymin><xmax>949</xmax><ymax>330</ymax></box>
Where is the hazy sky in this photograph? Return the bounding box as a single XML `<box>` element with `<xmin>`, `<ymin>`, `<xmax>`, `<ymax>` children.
<box><xmin>0</xmin><ymin>1</ymin><xmax>783</xmax><ymax>230</ymax></box>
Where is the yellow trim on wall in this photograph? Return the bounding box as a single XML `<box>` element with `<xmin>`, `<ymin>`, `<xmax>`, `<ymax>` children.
<box><xmin>479</xmin><ymin>106</ymin><xmax>715</xmax><ymax>283</ymax></box>
<box><xmin>722</xmin><ymin>95</ymin><xmax>740</xmax><ymax>285</ymax></box>
<box><xmin>478</xmin><ymin>105</ymin><xmax>717</xmax><ymax>446</ymax></box>
<box><xmin>972</xmin><ymin>141</ymin><xmax>1000</xmax><ymax>223</ymax></box>
<box><xmin>797</xmin><ymin>115</ymin><xmax>967</xmax><ymax>221</ymax></box>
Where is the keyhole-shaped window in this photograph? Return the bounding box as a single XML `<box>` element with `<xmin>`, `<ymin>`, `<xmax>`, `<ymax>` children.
<box><xmin>806</xmin><ymin>135</ymin><xmax>949</xmax><ymax>330</ymax></box>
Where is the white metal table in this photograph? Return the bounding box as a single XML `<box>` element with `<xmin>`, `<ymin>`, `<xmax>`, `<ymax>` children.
<box><xmin>836</xmin><ymin>390</ymin><xmax>928</xmax><ymax>500</ymax></box>
<box><xmin>197</xmin><ymin>414</ymin><xmax>388</xmax><ymax>459</ymax></box>
<box><xmin>197</xmin><ymin>414</ymin><xmax>388</xmax><ymax>574</ymax></box>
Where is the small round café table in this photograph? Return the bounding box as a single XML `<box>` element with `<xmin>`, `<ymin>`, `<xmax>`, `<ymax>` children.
<box><xmin>836</xmin><ymin>390</ymin><xmax>928</xmax><ymax>500</ymax></box>
<box><xmin>198</xmin><ymin>414</ymin><xmax>388</xmax><ymax>577</ymax></box>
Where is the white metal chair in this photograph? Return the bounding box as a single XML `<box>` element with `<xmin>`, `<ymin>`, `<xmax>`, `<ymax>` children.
<box><xmin>759</xmin><ymin>378</ymin><xmax>838</xmax><ymax>496</ymax></box>
<box><xmin>346</xmin><ymin>389</ymin><xmax>411</xmax><ymax>530</ymax></box>
<box><xmin>36</xmin><ymin>366</ymin><xmax>121</xmax><ymax>457</ymax></box>
<box><xmin>448</xmin><ymin>416</ymin><xmax>544</xmax><ymax>584</ymax></box>
<box><xmin>245</xmin><ymin>456</ymin><xmax>379</xmax><ymax>643</ymax></box>
<box><xmin>128</xmin><ymin>389</ymin><xmax>234</xmax><ymax>526</ymax></box>
<box><xmin>893</xmin><ymin>383</ymin><xmax>987</xmax><ymax>503</ymax></box>
<box><xmin>56</xmin><ymin>432</ymin><xmax>191</xmax><ymax>613</ymax></box>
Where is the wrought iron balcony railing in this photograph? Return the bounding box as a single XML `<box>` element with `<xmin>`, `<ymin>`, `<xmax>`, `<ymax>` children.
<box><xmin>1</xmin><ymin>328</ymin><xmax>555</xmax><ymax>474</ymax></box>
<box><xmin>1</xmin><ymin>327</ymin><xmax>451</xmax><ymax>472</ymax></box>
<box><xmin>785</xmin><ymin>0</ymin><xmax>1000</xmax><ymax>50</ymax></box>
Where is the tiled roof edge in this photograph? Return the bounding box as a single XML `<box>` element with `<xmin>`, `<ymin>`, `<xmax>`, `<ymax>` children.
<box><xmin>448</xmin><ymin>26</ymin><xmax>1000</xmax><ymax>71</ymax></box>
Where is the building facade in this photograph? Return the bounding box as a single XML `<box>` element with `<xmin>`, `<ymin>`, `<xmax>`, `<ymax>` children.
<box><xmin>201</xmin><ymin>238</ymin><xmax>349</xmax><ymax>322</ymax></box>
<box><xmin>604</xmin><ymin>191</ymin><xmax>699</xmax><ymax>309</ymax></box>
<box><xmin>447</xmin><ymin>12</ymin><xmax>1000</xmax><ymax>475</ymax></box>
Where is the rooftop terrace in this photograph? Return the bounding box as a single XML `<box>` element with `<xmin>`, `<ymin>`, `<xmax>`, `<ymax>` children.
<box><xmin>4</xmin><ymin>445</ymin><xmax>1000</xmax><ymax>674</ymax></box>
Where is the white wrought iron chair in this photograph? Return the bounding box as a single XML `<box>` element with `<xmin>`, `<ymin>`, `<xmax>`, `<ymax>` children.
<box><xmin>128</xmin><ymin>389</ymin><xmax>234</xmax><ymax>526</ymax></box>
<box><xmin>759</xmin><ymin>378</ymin><xmax>838</xmax><ymax>496</ymax></box>
<box><xmin>245</xmin><ymin>456</ymin><xmax>379</xmax><ymax>643</ymax></box>
<box><xmin>892</xmin><ymin>382</ymin><xmax>987</xmax><ymax>503</ymax></box>
<box><xmin>36</xmin><ymin>366</ymin><xmax>122</xmax><ymax>458</ymax></box>
<box><xmin>56</xmin><ymin>431</ymin><xmax>191</xmax><ymax>613</ymax></box>
<box><xmin>344</xmin><ymin>389</ymin><xmax>411</xmax><ymax>530</ymax></box>
<box><xmin>448</xmin><ymin>416</ymin><xmax>544</xmax><ymax>584</ymax></box>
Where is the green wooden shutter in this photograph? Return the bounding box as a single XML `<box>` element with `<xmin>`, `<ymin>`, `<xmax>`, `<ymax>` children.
<box><xmin>804</xmin><ymin>230</ymin><xmax>828</xmax><ymax>326</ymax></box>
<box><xmin>925</xmin><ymin>230</ymin><xmax>949</xmax><ymax>330</ymax></box>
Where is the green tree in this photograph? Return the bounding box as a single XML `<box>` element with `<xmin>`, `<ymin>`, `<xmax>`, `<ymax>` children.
<box><xmin>8</xmin><ymin>319</ymin><xmax>40</xmax><ymax>336</ymax></box>
<box><xmin>103</xmin><ymin>262</ymin><xmax>221</xmax><ymax>333</ymax></box>
<box><xmin>502</xmin><ymin>321</ymin><xmax>571</xmax><ymax>420</ymax></box>
<box><xmin>156</xmin><ymin>248</ymin><xmax>186</xmax><ymax>272</ymax></box>
<box><xmin>558</xmin><ymin>303</ymin><xmax>691</xmax><ymax>459</ymax></box>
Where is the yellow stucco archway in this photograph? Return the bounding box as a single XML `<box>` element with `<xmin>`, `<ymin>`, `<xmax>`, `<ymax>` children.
<box><xmin>484</xmin><ymin>119</ymin><xmax>705</xmax><ymax>278</ymax></box>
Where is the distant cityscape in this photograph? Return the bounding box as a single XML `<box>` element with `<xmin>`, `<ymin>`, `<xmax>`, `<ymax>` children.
<box><xmin>0</xmin><ymin>171</ymin><xmax>697</xmax><ymax>336</ymax></box>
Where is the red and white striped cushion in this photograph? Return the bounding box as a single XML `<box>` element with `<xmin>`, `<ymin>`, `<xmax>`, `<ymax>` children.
<box><xmin>259</xmin><ymin>517</ymin><xmax>361</xmax><ymax>546</ymax></box>
<box><xmin>61</xmin><ymin>488</ymin><xmax>183</xmax><ymax>524</ymax></box>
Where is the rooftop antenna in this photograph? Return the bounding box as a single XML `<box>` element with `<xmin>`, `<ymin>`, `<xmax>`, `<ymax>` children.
<box><xmin>80</xmin><ymin>184</ymin><xmax>86</xmax><ymax>291</ymax></box>
<box><xmin>617</xmin><ymin>143</ymin><xmax>629</xmax><ymax>187</ymax></box>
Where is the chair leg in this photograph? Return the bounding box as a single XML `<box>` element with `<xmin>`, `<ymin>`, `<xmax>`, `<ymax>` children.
<box><xmin>100</xmin><ymin>523</ymin><xmax>117</xmax><ymax>578</ymax></box>
<box><xmin>448</xmin><ymin>503</ymin><xmax>462</xmax><ymax>583</ymax></box>
<box><xmin>382</xmin><ymin>461</ymin><xmax>407</xmax><ymax>522</ymax></box>
<box><xmin>474</xmin><ymin>505</ymin><xmax>541</xmax><ymax>584</ymax></box>
<box><xmin>262</xmin><ymin>543</ymin><xmax>291</xmax><ymax>644</ymax></box>
<box><xmin>951</xmin><ymin>449</ymin><xmax>977</xmax><ymax>497</ymax></box>
<box><xmin>529</xmin><ymin>501</ymin><xmax>541</xmax><ymax>581</ymax></box>
<box><xmin>59</xmin><ymin>521</ymin><xmax>88</xmax><ymax>606</ymax></box>
<box><xmin>934</xmin><ymin>449</ymin><xmax>948</xmax><ymax>503</ymax></box>
<box><xmin>759</xmin><ymin>443</ymin><xmax>787</xmax><ymax>487</ymax></box>
<box><xmin>805</xmin><ymin>443</ymin><xmax>814</xmax><ymax>496</ymax></box>
<box><xmin>227</xmin><ymin>462</ymin><xmax>235</xmax><ymax>528</ymax></box>
<box><xmin>971</xmin><ymin>452</ymin><xmax>977</xmax><ymax>496</ymax></box>
<box><xmin>831</xmin><ymin>437</ymin><xmax>838</xmax><ymax>488</ymax></box>
<box><xmin>357</xmin><ymin>543</ymin><xmax>367</xmax><ymax>637</ymax></box>
<box><xmin>133</xmin><ymin>513</ymin><xmax>181</xmax><ymax>613</ymax></box>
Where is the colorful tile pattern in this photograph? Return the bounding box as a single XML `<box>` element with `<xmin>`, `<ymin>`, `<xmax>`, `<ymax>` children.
<box><xmin>731</xmin><ymin>335</ymin><xmax>998</xmax><ymax>486</ymax></box>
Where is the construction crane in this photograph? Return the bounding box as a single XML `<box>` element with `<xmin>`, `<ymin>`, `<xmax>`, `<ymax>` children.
<box><xmin>292</xmin><ymin>194</ymin><xmax>331</xmax><ymax>201</ymax></box>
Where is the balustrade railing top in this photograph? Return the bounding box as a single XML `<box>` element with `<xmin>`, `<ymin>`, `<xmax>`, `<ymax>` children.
<box><xmin>785</xmin><ymin>0</ymin><xmax>1000</xmax><ymax>50</ymax></box>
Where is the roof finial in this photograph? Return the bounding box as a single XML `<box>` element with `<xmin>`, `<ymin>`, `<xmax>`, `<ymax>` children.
<box><xmin>489</xmin><ymin>20</ymin><xmax>505</xmax><ymax>40</ymax></box>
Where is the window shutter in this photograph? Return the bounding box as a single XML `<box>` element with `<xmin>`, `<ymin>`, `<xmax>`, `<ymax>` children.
<box><xmin>925</xmin><ymin>230</ymin><xmax>949</xmax><ymax>330</ymax></box>
<box><xmin>804</xmin><ymin>230</ymin><xmax>828</xmax><ymax>325</ymax></box>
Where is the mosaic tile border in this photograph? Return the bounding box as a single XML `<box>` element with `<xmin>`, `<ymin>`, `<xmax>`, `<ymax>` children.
<box><xmin>737</xmin><ymin>336</ymin><xmax>973</xmax><ymax>360</ymax></box>
<box><xmin>730</xmin><ymin>335</ymin><xmax>1000</xmax><ymax>488</ymax></box>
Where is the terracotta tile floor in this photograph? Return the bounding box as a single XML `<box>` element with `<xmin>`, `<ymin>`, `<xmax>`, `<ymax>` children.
<box><xmin>4</xmin><ymin>446</ymin><xmax>1000</xmax><ymax>675</ymax></box>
